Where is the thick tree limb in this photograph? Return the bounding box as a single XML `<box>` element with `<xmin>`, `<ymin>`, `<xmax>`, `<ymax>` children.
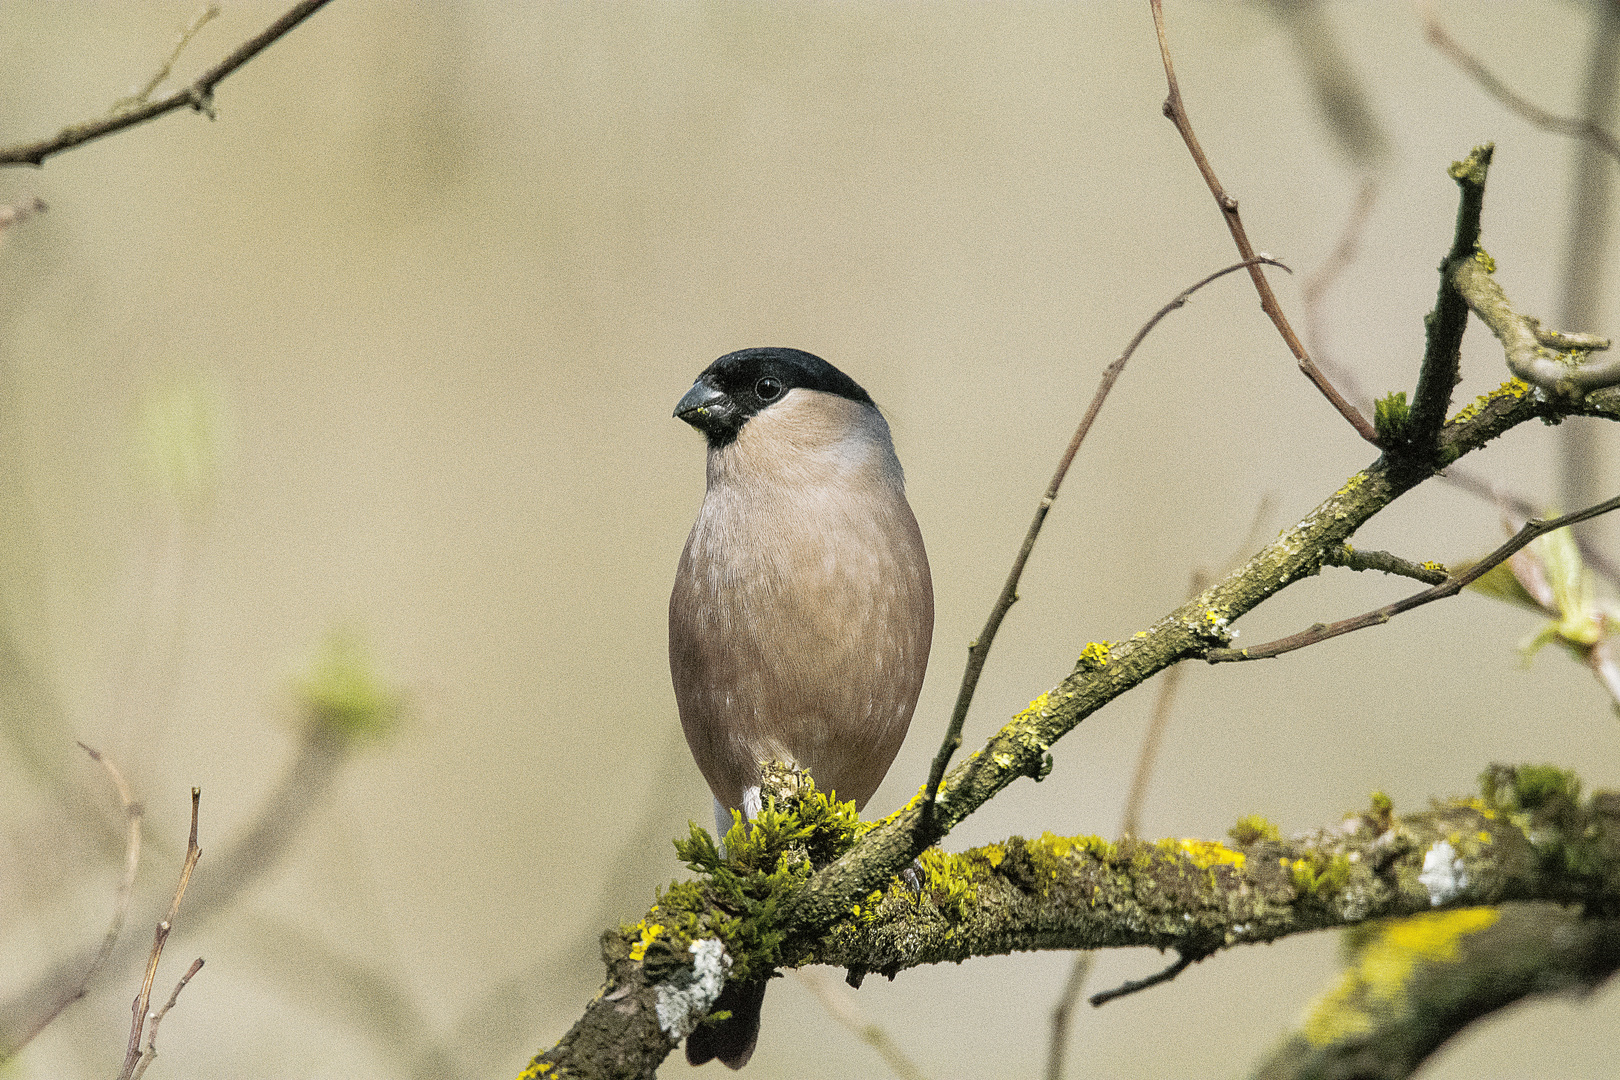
<box><xmin>809</xmin><ymin>767</ymin><xmax>1618</xmax><ymax>974</ymax></box>
<box><xmin>519</xmin><ymin>765</ymin><xmax>1619</xmax><ymax>1079</ymax></box>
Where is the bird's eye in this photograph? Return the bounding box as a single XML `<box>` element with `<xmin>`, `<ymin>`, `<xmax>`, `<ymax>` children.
<box><xmin>754</xmin><ymin>377</ymin><xmax>783</xmax><ymax>401</ymax></box>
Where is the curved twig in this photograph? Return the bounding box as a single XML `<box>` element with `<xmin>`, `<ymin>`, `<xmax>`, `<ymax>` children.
<box><xmin>1452</xmin><ymin>254</ymin><xmax>1618</xmax><ymax>395</ymax></box>
<box><xmin>1422</xmin><ymin>2</ymin><xmax>1620</xmax><ymax>166</ymax></box>
<box><xmin>1147</xmin><ymin>0</ymin><xmax>1379</xmax><ymax>445</ymax></box>
<box><xmin>117</xmin><ymin>788</ymin><xmax>202</xmax><ymax>1080</ymax></box>
<box><xmin>1</xmin><ymin>745</ymin><xmax>144</xmax><ymax>1058</ymax></box>
<box><xmin>1089</xmin><ymin>950</ymin><xmax>1200</xmax><ymax>1007</ymax></box>
<box><xmin>922</xmin><ymin>256</ymin><xmax>1287</xmax><ymax>810</ymax></box>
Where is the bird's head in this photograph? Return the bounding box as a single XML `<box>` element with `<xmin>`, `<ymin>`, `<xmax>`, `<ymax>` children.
<box><xmin>674</xmin><ymin>347</ymin><xmax>875</xmax><ymax>449</ymax></box>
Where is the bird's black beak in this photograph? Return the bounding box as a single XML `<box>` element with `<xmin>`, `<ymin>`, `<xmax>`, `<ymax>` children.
<box><xmin>674</xmin><ymin>378</ymin><xmax>737</xmax><ymax>436</ymax></box>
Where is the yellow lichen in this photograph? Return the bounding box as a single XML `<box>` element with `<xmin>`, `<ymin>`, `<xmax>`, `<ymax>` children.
<box><xmin>628</xmin><ymin>922</ymin><xmax>665</xmax><ymax>963</ymax></box>
<box><xmin>1455</xmin><ymin>377</ymin><xmax>1532</xmax><ymax>425</ymax></box>
<box><xmin>1301</xmin><ymin>907</ymin><xmax>1502</xmax><ymax>1046</ymax></box>
<box><xmin>1453</xmin><ymin>795</ymin><xmax>1497</xmax><ymax>819</ymax></box>
<box><xmin>1077</xmin><ymin>642</ymin><xmax>1111</xmax><ymax>671</ymax></box>
<box><xmin>1179</xmin><ymin>839</ymin><xmax>1246</xmax><ymax>870</ymax></box>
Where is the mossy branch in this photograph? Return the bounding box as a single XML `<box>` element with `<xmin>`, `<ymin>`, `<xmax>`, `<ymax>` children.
<box><xmin>812</xmin><ymin>765</ymin><xmax>1619</xmax><ymax>975</ymax></box>
<box><xmin>520</xmin><ymin>766</ymin><xmax>1620</xmax><ymax>1080</ymax></box>
<box><xmin>519</xmin><ymin>154</ymin><xmax>1620</xmax><ymax>1080</ymax></box>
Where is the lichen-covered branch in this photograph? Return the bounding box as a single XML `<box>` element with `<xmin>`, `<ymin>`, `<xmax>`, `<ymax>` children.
<box><xmin>1322</xmin><ymin>545</ymin><xmax>1448</xmax><ymax>585</ymax></box>
<box><xmin>810</xmin><ymin>766</ymin><xmax>1618</xmax><ymax>976</ymax></box>
<box><xmin>1250</xmin><ymin>903</ymin><xmax>1620</xmax><ymax>1080</ymax></box>
<box><xmin>519</xmin><ymin>766</ymin><xmax>1619</xmax><ymax>1080</ymax></box>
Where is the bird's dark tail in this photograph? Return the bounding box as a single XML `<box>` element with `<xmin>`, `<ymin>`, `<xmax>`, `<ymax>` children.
<box><xmin>685</xmin><ymin>979</ymin><xmax>768</xmax><ymax>1069</ymax></box>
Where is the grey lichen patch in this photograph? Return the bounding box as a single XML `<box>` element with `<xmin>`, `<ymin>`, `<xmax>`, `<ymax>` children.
<box><xmin>1418</xmin><ymin>840</ymin><xmax>1468</xmax><ymax>906</ymax></box>
<box><xmin>654</xmin><ymin>939</ymin><xmax>730</xmax><ymax>1039</ymax></box>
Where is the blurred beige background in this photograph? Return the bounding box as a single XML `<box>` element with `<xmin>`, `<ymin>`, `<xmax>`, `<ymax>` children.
<box><xmin>2</xmin><ymin>2</ymin><xmax>1618</xmax><ymax>1077</ymax></box>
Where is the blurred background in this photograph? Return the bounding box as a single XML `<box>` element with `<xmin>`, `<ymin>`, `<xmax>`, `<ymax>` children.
<box><xmin>1</xmin><ymin>1</ymin><xmax>1617</xmax><ymax>1077</ymax></box>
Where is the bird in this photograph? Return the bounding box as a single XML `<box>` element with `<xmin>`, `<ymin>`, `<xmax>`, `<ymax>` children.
<box><xmin>669</xmin><ymin>347</ymin><xmax>934</xmax><ymax>1069</ymax></box>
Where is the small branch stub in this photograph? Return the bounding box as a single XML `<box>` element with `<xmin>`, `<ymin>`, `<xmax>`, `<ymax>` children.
<box><xmin>1451</xmin><ymin>254</ymin><xmax>1617</xmax><ymax>395</ymax></box>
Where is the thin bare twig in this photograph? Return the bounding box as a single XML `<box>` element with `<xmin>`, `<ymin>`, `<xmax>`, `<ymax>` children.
<box><xmin>921</xmin><ymin>257</ymin><xmax>1285</xmax><ymax>812</ymax></box>
<box><xmin>128</xmin><ymin>958</ymin><xmax>204</xmax><ymax>1080</ymax></box>
<box><xmin>1147</xmin><ymin>0</ymin><xmax>1380</xmax><ymax>445</ymax></box>
<box><xmin>1422</xmin><ymin>3</ymin><xmax>1620</xmax><ymax>166</ymax></box>
<box><xmin>1044</xmin><ymin>952</ymin><xmax>1095</xmax><ymax>1080</ymax></box>
<box><xmin>0</xmin><ymin>0</ymin><xmax>338</xmax><ymax>167</ymax></box>
<box><xmin>1089</xmin><ymin>950</ymin><xmax>1200</xmax><ymax>1007</ymax></box>
<box><xmin>116</xmin><ymin>5</ymin><xmax>222</xmax><ymax>110</ymax></box>
<box><xmin>79</xmin><ymin>745</ymin><xmax>143</xmax><ymax>983</ymax></box>
<box><xmin>4</xmin><ymin>745</ymin><xmax>144</xmax><ymax>1055</ymax></box>
<box><xmin>1206</xmin><ymin>492</ymin><xmax>1620</xmax><ymax>663</ymax></box>
<box><xmin>795</xmin><ymin>969</ymin><xmax>930</xmax><ymax>1080</ymax></box>
<box><xmin>117</xmin><ymin>787</ymin><xmax>202</xmax><ymax>1080</ymax></box>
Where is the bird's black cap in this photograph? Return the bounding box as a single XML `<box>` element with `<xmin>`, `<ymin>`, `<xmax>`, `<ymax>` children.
<box><xmin>674</xmin><ymin>347</ymin><xmax>875</xmax><ymax>447</ymax></box>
